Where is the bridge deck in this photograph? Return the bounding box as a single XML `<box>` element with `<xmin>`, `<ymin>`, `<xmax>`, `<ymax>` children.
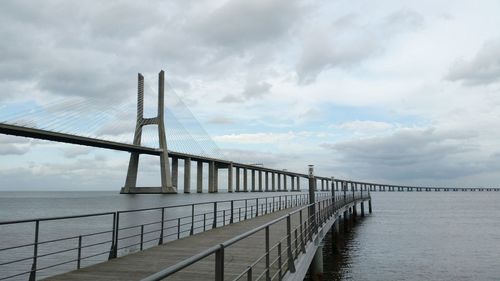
<box><xmin>45</xmin><ymin>206</ymin><xmax>304</xmax><ymax>281</ymax></box>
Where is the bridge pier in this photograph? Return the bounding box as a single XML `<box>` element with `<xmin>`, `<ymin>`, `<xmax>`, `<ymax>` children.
<box><xmin>251</xmin><ymin>170</ymin><xmax>256</xmax><ymax>192</ymax></box>
<box><xmin>272</xmin><ymin>172</ymin><xmax>276</xmax><ymax>191</ymax></box>
<box><xmin>197</xmin><ymin>161</ymin><xmax>203</xmax><ymax>193</ymax></box>
<box><xmin>283</xmin><ymin>174</ymin><xmax>288</xmax><ymax>191</ymax></box>
<box><xmin>277</xmin><ymin>173</ymin><xmax>281</xmax><ymax>191</ymax></box>
<box><xmin>265</xmin><ymin>171</ymin><xmax>269</xmax><ymax>192</ymax></box>
<box><xmin>243</xmin><ymin>168</ymin><xmax>248</xmax><ymax>192</ymax></box>
<box><xmin>361</xmin><ymin>202</ymin><xmax>365</xmax><ymax>217</ymax></box>
<box><xmin>172</xmin><ymin>157</ymin><xmax>179</xmax><ymax>188</ymax></box>
<box><xmin>258</xmin><ymin>170</ymin><xmax>263</xmax><ymax>192</ymax></box>
<box><xmin>291</xmin><ymin>175</ymin><xmax>295</xmax><ymax>191</ymax></box>
<box><xmin>297</xmin><ymin>176</ymin><xmax>301</xmax><ymax>191</ymax></box>
<box><xmin>228</xmin><ymin>163</ymin><xmax>233</xmax><ymax>192</ymax></box>
<box><xmin>208</xmin><ymin>161</ymin><xmax>215</xmax><ymax>193</ymax></box>
<box><xmin>369</xmin><ymin>200</ymin><xmax>372</xmax><ymax>213</ymax></box>
<box><xmin>235</xmin><ymin>167</ymin><xmax>240</xmax><ymax>192</ymax></box>
<box><xmin>309</xmin><ymin>244</ymin><xmax>324</xmax><ymax>281</ymax></box>
<box><xmin>184</xmin><ymin>158</ymin><xmax>191</xmax><ymax>193</ymax></box>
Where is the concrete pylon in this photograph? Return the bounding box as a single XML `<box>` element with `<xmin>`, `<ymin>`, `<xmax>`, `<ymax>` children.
<box><xmin>121</xmin><ymin>71</ymin><xmax>176</xmax><ymax>194</ymax></box>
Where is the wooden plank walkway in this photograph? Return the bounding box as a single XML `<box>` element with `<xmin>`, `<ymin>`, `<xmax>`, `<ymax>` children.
<box><xmin>45</xmin><ymin>206</ymin><xmax>307</xmax><ymax>281</ymax></box>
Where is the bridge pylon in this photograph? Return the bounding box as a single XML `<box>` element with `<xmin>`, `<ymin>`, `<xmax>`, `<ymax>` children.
<box><xmin>121</xmin><ymin>70</ymin><xmax>176</xmax><ymax>194</ymax></box>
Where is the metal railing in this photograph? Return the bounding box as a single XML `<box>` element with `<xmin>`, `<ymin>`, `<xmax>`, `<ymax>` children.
<box><xmin>141</xmin><ymin>192</ymin><xmax>370</xmax><ymax>281</ymax></box>
<box><xmin>0</xmin><ymin>192</ymin><xmax>331</xmax><ymax>281</ymax></box>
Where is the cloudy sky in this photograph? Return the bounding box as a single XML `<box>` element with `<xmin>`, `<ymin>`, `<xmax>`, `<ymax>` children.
<box><xmin>1</xmin><ymin>0</ymin><xmax>500</xmax><ymax>191</ymax></box>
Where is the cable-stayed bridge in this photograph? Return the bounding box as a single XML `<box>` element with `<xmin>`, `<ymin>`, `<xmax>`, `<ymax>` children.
<box><xmin>0</xmin><ymin>71</ymin><xmax>498</xmax><ymax>193</ymax></box>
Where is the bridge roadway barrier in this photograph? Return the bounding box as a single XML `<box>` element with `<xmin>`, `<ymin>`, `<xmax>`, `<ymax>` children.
<box><xmin>0</xmin><ymin>193</ymin><xmax>332</xmax><ymax>281</ymax></box>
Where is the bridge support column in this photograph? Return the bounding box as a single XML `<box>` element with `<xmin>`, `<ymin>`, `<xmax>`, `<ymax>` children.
<box><xmin>369</xmin><ymin>200</ymin><xmax>372</xmax><ymax>213</ymax></box>
<box><xmin>277</xmin><ymin>174</ymin><xmax>281</xmax><ymax>191</ymax></box>
<box><xmin>251</xmin><ymin>170</ymin><xmax>256</xmax><ymax>192</ymax></box>
<box><xmin>184</xmin><ymin>158</ymin><xmax>191</xmax><ymax>193</ymax></box>
<box><xmin>353</xmin><ymin>204</ymin><xmax>357</xmax><ymax>219</ymax></box>
<box><xmin>283</xmin><ymin>174</ymin><xmax>288</xmax><ymax>191</ymax></box>
<box><xmin>197</xmin><ymin>161</ymin><xmax>203</xmax><ymax>193</ymax></box>
<box><xmin>208</xmin><ymin>161</ymin><xmax>215</xmax><ymax>193</ymax></box>
<box><xmin>321</xmin><ymin>179</ymin><xmax>325</xmax><ymax>191</ymax></box>
<box><xmin>310</xmin><ymin>245</ymin><xmax>324</xmax><ymax>281</ymax></box>
<box><xmin>361</xmin><ymin>202</ymin><xmax>365</xmax><ymax>217</ymax></box>
<box><xmin>265</xmin><ymin>171</ymin><xmax>269</xmax><ymax>191</ymax></box>
<box><xmin>271</xmin><ymin>173</ymin><xmax>276</xmax><ymax>191</ymax></box>
<box><xmin>214</xmin><ymin>166</ymin><xmax>219</xmax><ymax>192</ymax></box>
<box><xmin>291</xmin><ymin>176</ymin><xmax>295</xmax><ymax>191</ymax></box>
<box><xmin>343</xmin><ymin>210</ymin><xmax>348</xmax><ymax>232</ymax></box>
<box><xmin>243</xmin><ymin>168</ymin><xmax>248</xmax><ymax>192</ymax></box>
<box><xmin>235</xmin><ymin>167</ymin><xmax>240</xmax><ymax>192</ymax></box>
<box><xmin>172</xmin><ymin>157</ymin><xmax>178</xmax><ymax>188</ymax></box>
<box><xmin>228</xmin><ymin>163</ymin><xmax>233</xmax><ymax>192</ymax></box>
<box><xmin>258</xmin><ymin>170</ymin><xmax>263</xmax><ymax>192</ymax></box>
<box><xmin>297</xmin><ymin>177</ymin><xmax>301</xmax><ymax>191</ymax></box>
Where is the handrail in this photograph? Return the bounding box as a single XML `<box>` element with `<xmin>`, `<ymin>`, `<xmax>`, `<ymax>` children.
<box><xmin>140</xmin><ymin>192</ymin><xmax>371</xmax><ymax>281</ymax></box>
<box><xmin>0</xmin><ymin>192</ymin><xmax>331</xmax><ymax>281</ymax></box>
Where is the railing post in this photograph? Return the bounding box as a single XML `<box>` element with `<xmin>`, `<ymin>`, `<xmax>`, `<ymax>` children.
<box><xmin>109</xmin><ymin>212</ymin><xmax>118</xmax><ymax>259</ymax></box>
<box><xmin>300</xmin><ymin>210</ymin><xmax>305</xmax><ymax>253</ymax></box>
<box><xmin>177</xmin><ymin>218</ymin><xmax>181</xmax><ymax>239</ymax></box>
<box><xmin>213</xmin><ymin>202</ymin><xmax>217</xmax><ymax>229</ymax></box>
<box><xmin>256</xmin><ymin>198</ymin><xmax>259</xmax><ymax>217</ymax></box>
<box><xmin>29</xmin><ymin>220</ymin><xmax>39</xmax><ymax>281</ymax></box>
<box><xmin>190</xmin><ymin>204</ymin><xmax>194</xmax><ymax>235</ymax></box>
<box><xmin>204</xmin><ymin>213</ymin><xmax>206</xmax><ymax>231</ymax></box>
<box><xmin>286</xmin><ymin>215</ymin><xmax>296</xmax><ymax>273</ymax></box>
<box><xmin>160</xmin><ymin>207</ymin><xmax>165</xmax><ymax>243</ymax></box>
<box><xmin>278</xmin><ymin>242</ymin><xmax>282</xmax><ymax>281</ymax></box>
<box><xmin>77</xmin><ymin>235</ymin><xmax>82</xmax><ymax>269</ymax></box>
<box><xmin>265</xmin><ymin>225</ymin><xmax>270</xmax><ymax>281</ymax></box>
<box><xmin>245</xmin><ymin>199</ymin><xmax>248</xmax><ymax>220</ymax></box>
<box><xmin>230</xmin><ymin>200</ymin><xmax>234</xmax><ymax>224</ymax></box>
<box><xmin>223</xmin><ymin>210</ymin><xmax>226</xmax><ymax>226</ymax></box>
<box><xmin>215</xmin><ymin>244</ymin><xmax>225</xmax><ymax>281</ymax></box>
<box><xmin>247</xmin><ymin>266</ymin><xmax>253</xmax><ymax>281</ymax></box>
<box><xmin>308</xmin><ymin>165</ymin><xmax>316</xmax><ymax>233</ymax></box>
<box><xmin>140</xmin><ymin>224</ymin><xmax>144</xmax><ymax>250</ymax></box>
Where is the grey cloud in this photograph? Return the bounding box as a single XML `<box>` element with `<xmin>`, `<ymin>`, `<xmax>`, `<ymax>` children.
<box><xmin>207</xmin><ymin>116</ymin><xmax>234</xmax><ymax>125</ymax></box>
<box><xmin>296</xmin><ymin>9</ymin><xmax>424</xmax><ymax>84</ymax></box>
<box><xmin>63</xmin><ymin>147</ymin><xmax>92</xmax><ymax>158</ymax></box>
<box><xmin>0</xmin><ymin>144</ymin><xmax>30</xmax><ymax>155</ymax></box>
<box><xmin>321</xmin><ymin>128</ymin><xmax>491</xmax><ymax>183</ymax></box>
<box><xmin>446</xmin><ymin>39</ymin><xmax>500</xmax><ymax>85</ymax></box>
<box><xmin>219</xmin><ymin>76</ymin><xmax>272</xmax><ymax>103</ymax></box>
<box><xmin>194</xmin><ymin>0</ymin><xmax>303</xmax><ymax>51</ymax></box>
<box><xmin>242</xmin><ymin>80</ymin><xmax>271</xmax><ymax>99</ymax></box>
<box><xmin>218</xmin><ymin>95</ymin><xmax>244</xmax><ymax>103</ymax></box>
<box><xmin>0</xmin><ymin>135</ymin><xmax>31</xmax><ymax>155</ymax></box>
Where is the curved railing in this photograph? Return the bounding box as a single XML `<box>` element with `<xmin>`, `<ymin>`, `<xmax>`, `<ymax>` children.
<box><xmin>0</xmin><ymin>192</ymin><xmax>332</xmax><ymax>281</ymax></box>
<box><xmin>141</xmin><ymin>192</ymin><xmax>371</xmax><ymax>281</ymax></box>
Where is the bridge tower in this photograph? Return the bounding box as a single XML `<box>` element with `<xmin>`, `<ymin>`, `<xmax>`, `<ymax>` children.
<box><xmin>120</xmin><ymin>70</ymin><xmax>176</xmax><ymax>194</ymax></box>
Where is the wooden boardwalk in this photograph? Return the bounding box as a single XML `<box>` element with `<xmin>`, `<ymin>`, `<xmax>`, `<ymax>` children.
<box><xmin>45</xmin><ymin>206</ymin><xmax>305</xmax><ymax>281</ymax></box>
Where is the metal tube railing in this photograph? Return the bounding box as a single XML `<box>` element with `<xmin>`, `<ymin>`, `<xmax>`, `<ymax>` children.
<box><xmin>140</xmin><ymin>192</ymin><xmax>370</xmax><ymax>281</ymax></box>
<box><xmin>0</xmin><ymin>192</ymin><xmax>330</xmax><ymax>280</ymax></box>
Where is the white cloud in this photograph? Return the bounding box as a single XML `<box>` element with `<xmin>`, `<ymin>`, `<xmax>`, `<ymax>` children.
<box><xmin>214</xmin><ymin>132</ymin><xmax>295</xmax><ymax>144</ymax></box>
